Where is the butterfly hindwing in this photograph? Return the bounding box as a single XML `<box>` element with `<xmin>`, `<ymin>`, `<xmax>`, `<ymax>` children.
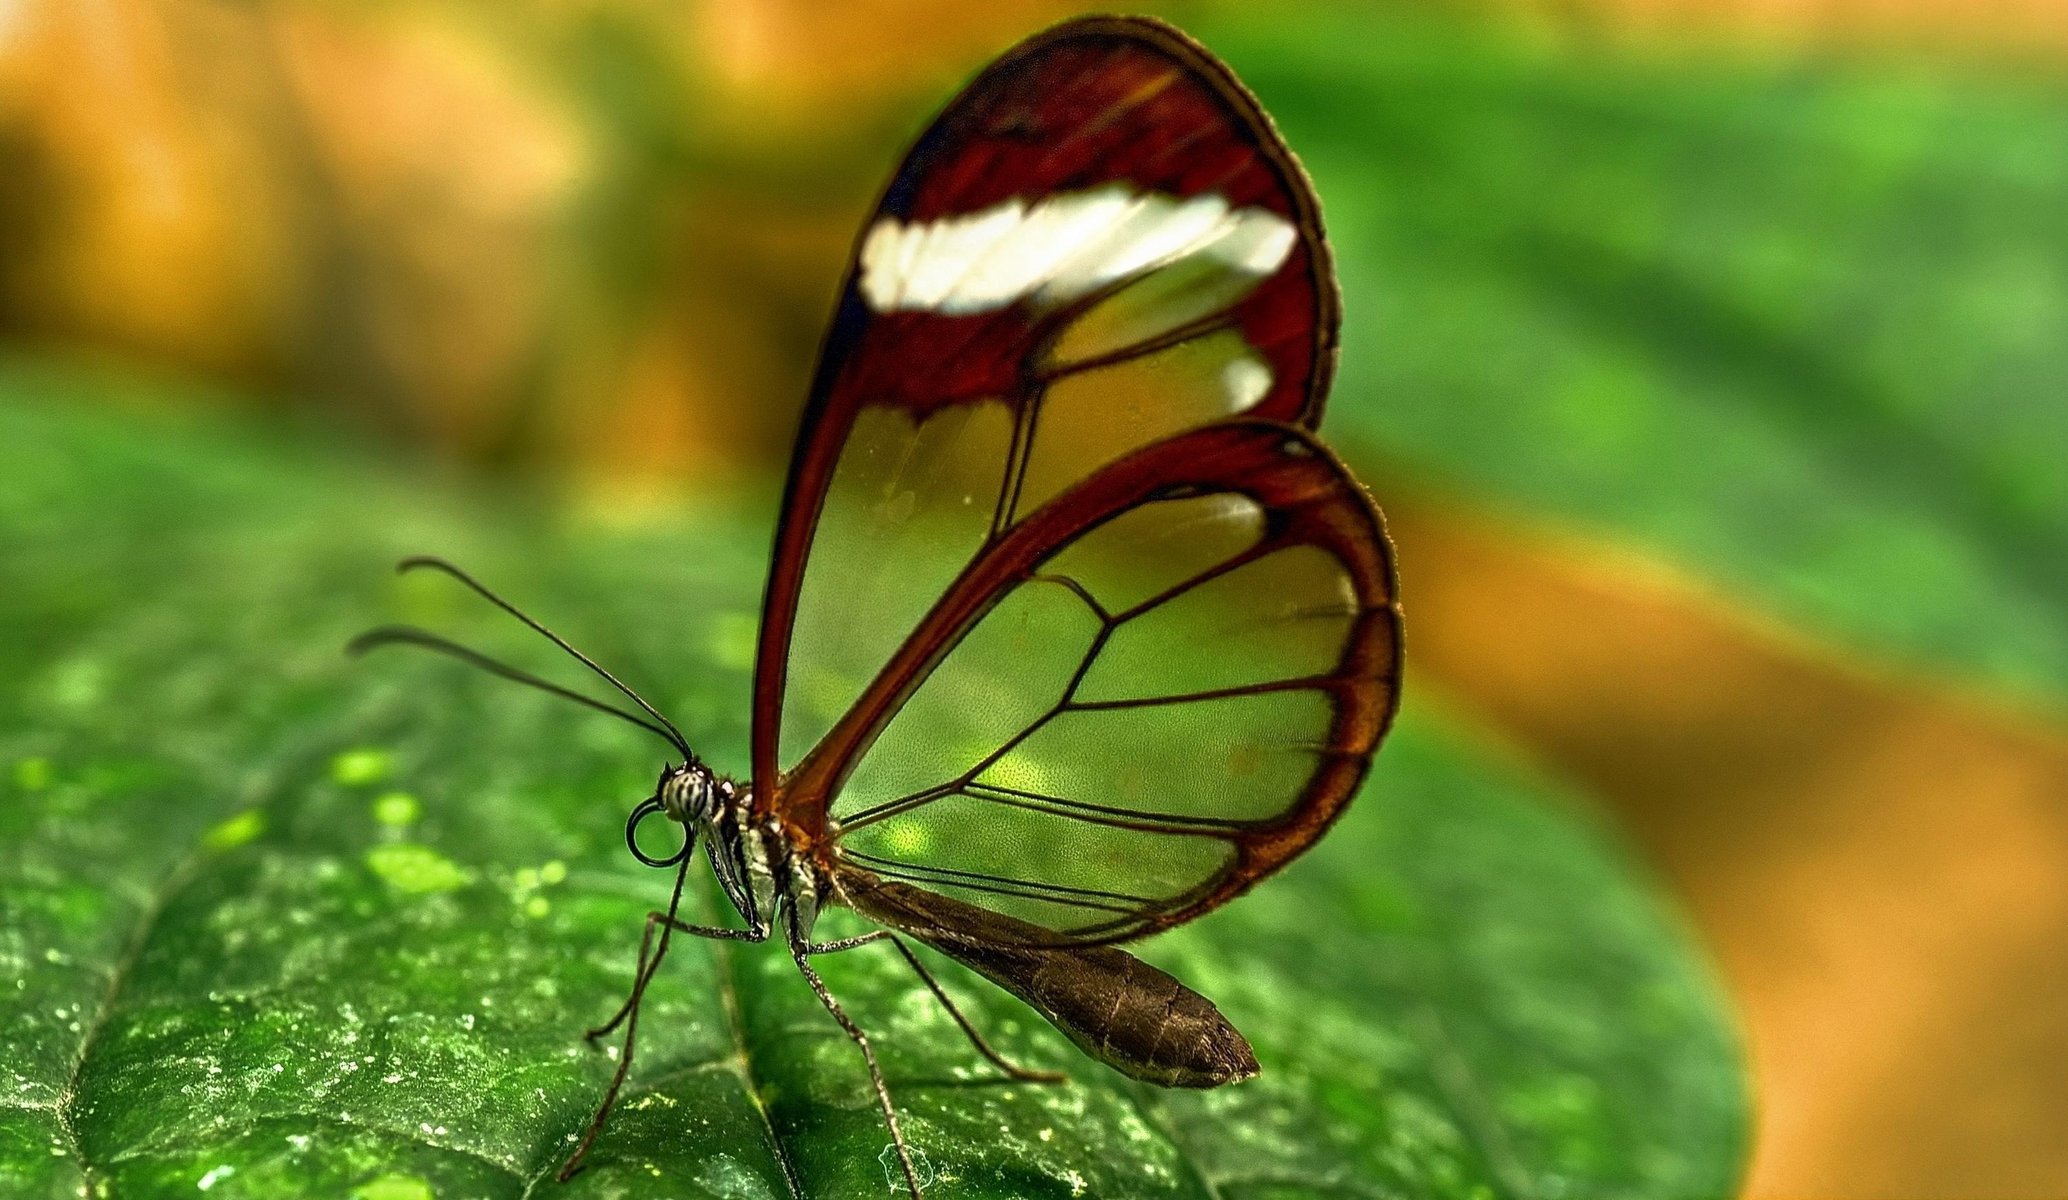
<box><xmin>799</xmin><ymin>421</ymin><xmax>1397</xmax><ymax>944</ymax></box>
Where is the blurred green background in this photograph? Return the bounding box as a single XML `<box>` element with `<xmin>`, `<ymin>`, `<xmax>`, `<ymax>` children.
<box><xmin>3</xmin><ymin>1</ymin><xmax>2066</xmax><ymax>1197</ymax></box>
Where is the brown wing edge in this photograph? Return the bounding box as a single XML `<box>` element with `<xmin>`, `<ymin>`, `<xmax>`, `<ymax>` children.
<box><xmin>749</xmin><ymin>14</ymin><xmax>1343</xmax><ymax>814</ymax></box>
<box><xmin>838</xmin><ymin>876</ymin><xmax>1259</xmax><ymax>1088</ymax></box>
<box><xmin>798</xmin><ymin>420</ymin><xmax>1402</xmax><ymax>941</ymax></box>
<box><xmin>1077</xmin><ymin>422</ymin><xmax>1400</xmax><ymax>944</ymax></box>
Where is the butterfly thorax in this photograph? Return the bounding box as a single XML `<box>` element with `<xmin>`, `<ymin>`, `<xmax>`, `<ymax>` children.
<box><xmin>657</xmin><ymin>763</ymin><xmax>822</xmax><ymax>938</ymax></box>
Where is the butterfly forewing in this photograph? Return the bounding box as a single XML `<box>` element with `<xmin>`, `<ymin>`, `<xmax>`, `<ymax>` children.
<box><xmin>754</xmin><ymin>17</ymin><xmax>1342</xmax><ymax>797</ymax></box>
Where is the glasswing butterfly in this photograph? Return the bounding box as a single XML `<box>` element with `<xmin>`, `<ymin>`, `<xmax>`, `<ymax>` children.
<box><xmin>353</xmin><ymin>14</ymin><xmax>1401</xmax><ymax>1196</ymax></box>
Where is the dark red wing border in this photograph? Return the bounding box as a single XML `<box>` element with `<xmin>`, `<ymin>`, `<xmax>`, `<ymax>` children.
<box><xmin>796</xmin><ymin>420</ymin><xmax>1402</xmax><ymax>940</ymax></box>
<box><xmin>751</xmin><ymin>15</ymin><xmax>1341</xmax><ymax>813</ymax></box>
<box><xmin>838</xmin><ymin>15</ymin><xmax>1339</xmax><ymax>419</ymax></box>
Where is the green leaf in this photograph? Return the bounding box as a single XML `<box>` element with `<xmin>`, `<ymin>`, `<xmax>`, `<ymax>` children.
<box><xmin>0</xmin><ymin>363</ymin><xmax>1744</xmax><ymax>1198</ymax></box>
<box><xmin>1199</xmin><ymin>9</ymin><xmax>2068</xmax><ymax>705</ymax></box>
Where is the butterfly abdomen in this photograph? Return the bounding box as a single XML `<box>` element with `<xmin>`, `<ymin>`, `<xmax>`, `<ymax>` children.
<box><xmin>844</xmin><ymin>875</ymin><xmax>1259</xmax><ymax>1088</ymax></box>
<box><xmin>1010</xmin><ymin>939</ymin><xmax>1260</xmax><ymax>1088</ymax></box>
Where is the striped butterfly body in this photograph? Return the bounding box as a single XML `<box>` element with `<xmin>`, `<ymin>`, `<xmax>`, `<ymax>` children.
<box><xmin>355</xmin><ymin>15</ymin><xmax>1400</xmax><ymax>1197</ymax></box>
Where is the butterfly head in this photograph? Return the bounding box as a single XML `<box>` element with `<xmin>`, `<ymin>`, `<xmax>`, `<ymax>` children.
<box><xmin>655</xmin><ymin>760</ymin><xmax>734</xmax><ymax>825</ymax></box>
<box><xmin>623</xmin><ymin>760</ymin><xmax>738</xmax><ymax>869</ymax></box>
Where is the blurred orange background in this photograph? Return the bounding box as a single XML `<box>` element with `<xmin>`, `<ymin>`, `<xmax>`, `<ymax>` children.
<box><xmin>5</xmin><ymin>1</ymin><xmax>2067</xmax><ymax>1195</ymax></box>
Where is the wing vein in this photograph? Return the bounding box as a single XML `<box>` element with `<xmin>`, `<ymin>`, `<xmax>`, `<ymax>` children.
<box><xmin>844</xmin><ymin>852</ymin><xmax>1153</xmax><ymax>914</ymax></box>
<box><xmin>963</xmin><ymin>781</ymin><xmax>1256</xmax><ymax>832</ymax></box>
<box><xmin>1065</xmin><ymin>675</ymin><xmax>1343</xmax><ymax>711</ymax></box>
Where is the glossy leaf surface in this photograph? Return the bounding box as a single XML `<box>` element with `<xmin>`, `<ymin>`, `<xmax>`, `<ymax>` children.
<box><xmin>0</xmin><ymin>366</ymin><xmax>1744</xmax><ymax>1199</ymax></box>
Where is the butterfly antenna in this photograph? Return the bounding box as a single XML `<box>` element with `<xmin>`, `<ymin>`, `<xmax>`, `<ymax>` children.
<box><xmin>348</xmin><ymin>625</ymin><xmax>686</xmax><ymax>752</ymax></box>
<box><xmin>389</xmin><ymin>556</ymin><xmax>696</xmax><ymax>761</ymax></box>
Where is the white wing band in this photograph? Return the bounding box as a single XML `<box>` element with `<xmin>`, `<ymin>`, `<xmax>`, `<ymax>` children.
<box><xmin>859</xmin><ymin>185</ymin><xmax>1297</xmax><ymax>316</ymax></box>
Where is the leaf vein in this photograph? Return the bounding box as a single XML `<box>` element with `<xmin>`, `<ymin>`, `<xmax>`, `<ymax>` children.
<box><xmin>1408</xmin><ymin>1003</ymin><xmax>1538</xmax><ymax>1200</ymax></box>
<box><xmin>1118</xmin><ymin>1082</ymin><xmax>1226</xmax><ymax>1200</ymax></box>
<box><xmin>53</xmin><ymin>839</ymin><xmax>211</xmax><ymax>1189</ymax></box>
<box><xmin>706</xmin><ymin>886</ymin><xmax>805</xmax><ymax>1200</ymax></box>
<box><xmin>99</xmin><ymin>1110</ymin><xmax>531</xmax><ymax>1184</ymax></box>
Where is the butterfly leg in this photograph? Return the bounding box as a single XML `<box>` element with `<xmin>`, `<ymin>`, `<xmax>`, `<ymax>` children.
<box><xmin>788</xmin><ymin>920</ymin><xmax>926</xmax><ymax>1198</ymax></box>
<box><xmin>585</xmin><ymin>912</ymin><xmax>768</xmax><ymax>1041</ymax></box>
<box><xmin>885</xmin><ymin>936</ymin><xmax>1069</xmax><ymax>1083</ymax></box>
<box><xmin>558</xmin><ymin>860</ymin><xmax>769</xmax><ymax>1183</ymax></box>
<box><xmin>804</xmin><ymin>932</ymin><xmax>1064</xmax><ymax>1083</ymax></box>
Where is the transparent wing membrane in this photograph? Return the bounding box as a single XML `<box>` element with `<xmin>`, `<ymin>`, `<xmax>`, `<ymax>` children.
<box><xmin>779</xmin><ymin>402</ymin><xmax>1014</xmax><ymax>763</ymax></box>
<box><xmin>1014</xmin><ymin>329</ymin><xmax>1274</xmax><ymax>522</ymax></box>
<box><xmin>830</xmin><ymin>579</ymin><xmax>1102</xmax><ymax>811</ymax></box>
<box><xmin>843</xmin><ymin>796</ymin><xmax>1237</xmax><ymax>938</ymax></box>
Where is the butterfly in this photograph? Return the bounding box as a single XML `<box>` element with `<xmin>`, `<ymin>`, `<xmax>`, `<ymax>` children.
<box><xmin>353</xmin><ymin>14</ymin><xmax>1400</xmax><ymax>1196</ymax></box>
